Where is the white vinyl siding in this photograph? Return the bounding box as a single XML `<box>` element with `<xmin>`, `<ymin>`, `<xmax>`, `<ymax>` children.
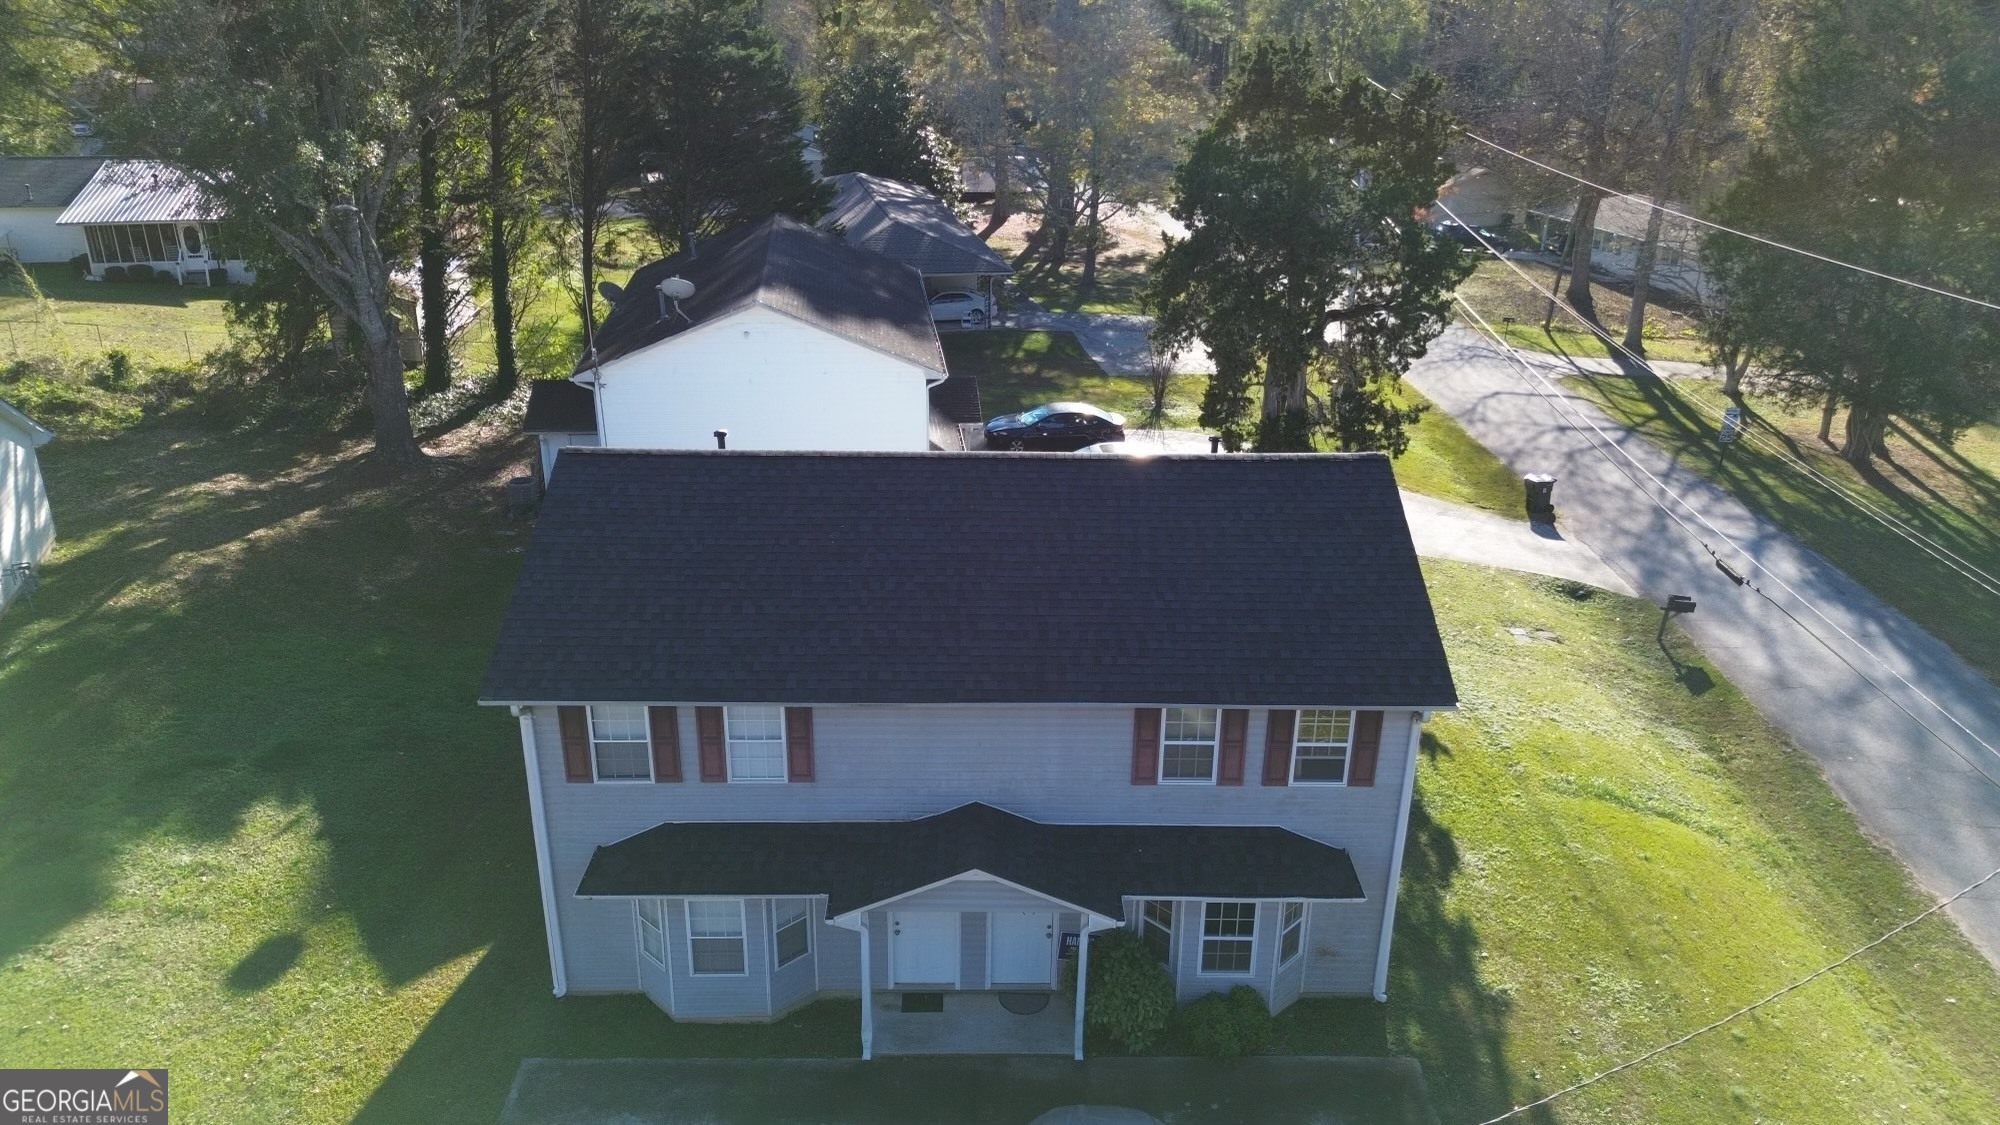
<box><xmin>1140</xmin><ymin>899</ymin><xmax>1173</xmax><ymax>964</ymax></box>
<box><xmin>686</xmin><ymin>899</ymin><xmax>748</xmax><ymax>975</ymax></box>
<box><xmin>1200</xmin><ymin>900</ymin><xmax>1256</xmax><ymax>975</ymax></box>
<box><xmin>589</xmin><ymin>704</ymin><xmax>652</xmax><ymax>781</ymax></box>
<box><xmin>1279</xmin><ymin>901</ymin><xmax>1305</xmax><ymax>966</ymax></box>
<box><xmin>1161</xmin><ymin>707</ymin><xmax>1218</xmax><ymax>783</ymax></box>
<box><xmin>1292</xmin><ymin>709</ymin><xmax>1353</xmax><ymax>784</ymax></box>
<box><xmin>637</xmin><ymin>898</ymin><xmax>665</xmax><ymax>966</ymax></box>
<box><xmin>773</xmin><ymin>898</ymin><xmax>811</xmax><ymax>967</ymax></box>
<box><xmin>725</xmin><ymin>706</ymin><xmax>787</xmax><ymax>782</ymax></box>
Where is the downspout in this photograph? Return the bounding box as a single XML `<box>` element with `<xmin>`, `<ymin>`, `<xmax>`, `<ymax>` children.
<box><xmin>1072</xmin><ymin>920</ymin><xmax>1093</xmax><ymax>1061</ymax></box>
<box><xmin>859</xmin><ymin>917</ymin><xmax>874</xmax><ymax>1060</ymax></box>
<box><xmin>1371</xmin><ymin>710</ymin><xmax>1426</xmax><ymax>1002</ymax></box>
<box><xmin>514</xmin><ymin>706</ymin><xmax>569</xmax><ymax>997</ymax></box>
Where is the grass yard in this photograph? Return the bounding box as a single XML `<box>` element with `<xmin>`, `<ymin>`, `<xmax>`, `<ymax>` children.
<box><xmin>1</xmin><ymin>262</ymin><xmax>233</xmax><ymax>366</ymax></box>
<box><xmin>1455</xmin><ymin>258</ymin><xmax>1711</xmax><ymax>365</ymax></box>
<box><xmin>5</xmin><ymin>399</ymin><xmax>1996</xmax><ymax>1122</ymax></box>
<box><xmin>949</xmin><ymin>329</ymin><xmax>1526</xmax><ymax>516</ymax></box>
<box><xmin>982</xmin><ymin>210</ymin><xmax>1153</xmax><ymax>315</ymax></box>
<box><xmin>1567</xmin><ymin>372</ymin><xmax>2000</xmax><ymax>683</ymax></box>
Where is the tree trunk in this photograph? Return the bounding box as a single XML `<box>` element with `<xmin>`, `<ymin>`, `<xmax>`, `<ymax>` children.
<box><xmin>1564</xmin><ymin>191</ymin><xmax>1601</xmax><ymax>320</ymax></box>
<box><xmin>1841</xmin><ymin>401</ymin><xmax>1888</xmax><ymax>465</ymax></box>
<box><xmin>357</xmin><ymin>309</ymin><xmax>426</xmax><ymax>463</ymax></box>
<box><xmin>417</xmin><ymin>123</ymin><xmax>453</xmax><ymax>397</ymax></box>
<box><xmin>1720</xmin><ymin>344</ymin><xmax>1747</xmax><ymax>397</ymax></box>
<box><xmin>978</xmin><ymin>146</ymin><xmax>1013</xmax><ymax>239</ymax></box>
<box><xmin>1622</xmin><ymin>201</ymin><xmax>1668</xmax><ymax>354</ymax></box>
<box><xmin>1625</xmin><ymin>0</ymin><xmax>1701</xmax><ymax>355</ymax></box>
<box><xmin>1818</xmin><ymin>391</ymin><xmax>1839</xmax><ymax>445</ymax></box>
<box><xmin>487</xmin><ymin>61</ymin><xmax>519</xmax><ymax>396</ymax></box>
<box><xmin>1079</xmin><ymin>183</ymin><xmax>1102</xmax><ymax>292</ymax></box>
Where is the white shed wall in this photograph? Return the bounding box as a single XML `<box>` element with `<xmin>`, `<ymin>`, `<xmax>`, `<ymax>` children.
<box><xmin>0</xmin><ymin>409</ymin><xmax>53</xmax><ymax>615</ymax></box>
<box><xmin>0</xmin><ymin>208</ymin><xmax>86</xmax><ymax>263</ymax></box>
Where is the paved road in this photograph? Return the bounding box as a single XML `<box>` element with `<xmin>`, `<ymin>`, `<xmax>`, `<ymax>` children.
<box><xmin>1407</xmin><ymin>328</ymin><xmax>2000</xmax><ymax>966</ymax></box>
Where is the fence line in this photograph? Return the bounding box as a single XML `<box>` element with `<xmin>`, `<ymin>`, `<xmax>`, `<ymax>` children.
<box><xmin>0</xmin><ymin>317</ymin><xmax>231</xmax><ymax>364</ymax></box>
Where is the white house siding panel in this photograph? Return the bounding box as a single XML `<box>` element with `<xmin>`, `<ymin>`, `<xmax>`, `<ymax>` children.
<box><xmin>0</xmin><ymin>209</ymin><xmax>86</xmax><ymax>262</ymax></box>
<box><xmin>637</xmin><ymin>915</ymin><xmax>674</xmax><ymax>1012</ymax></box>
<box><xmin>866</xmin><ymin>909</ymin><xmax>890</xmax><ymax>984</ymax></box>
<box><xmin>817</xmin><ymin>922</ymin><xmax>862</xmax><ymax>991</ymax></box>
<box><xmin>960</xmin><ymin>912</ymin><xmax>987</xmax><ymax>990</ymax></box>
<box><xmin>881</xmin><ymin>879</ymin><xmax>1067</xmax><ymax>915</ymax></box>
<box><xmin>527</xmin><ymin>705</ymin><xmax>1419</xmax><ymax>1005</ymax></box>
<box><xmin>537</xmin><ymin>432</ymin><xmax>600</xmax><ymax>486</ymax></box>
<box><xmin>593</xmin><ymin>306</ymin><xmax>934</xmax><ymax>452</ymax></box>
<box><xmin>0</xmin><ymin>410</ymin><xmax>53</xmax><ymax>616</ymax></box>
<box><xmin>769</xmin><ymin>898</ymin><xmax>819</xmax><ymax>1013</ymax></box>
<box><xmin>659</xmin><ymin>897</ymin><xmax>773</xmax><ymax>1019</ymax></box>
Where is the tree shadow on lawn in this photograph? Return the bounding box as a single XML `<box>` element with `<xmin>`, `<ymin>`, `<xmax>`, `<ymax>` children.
<box><xmin>0</xmin><ymin>410</ymin><xmax>536</xmax><ymax>992</ymax></box>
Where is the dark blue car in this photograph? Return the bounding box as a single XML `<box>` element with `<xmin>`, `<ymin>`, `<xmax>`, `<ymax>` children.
<box><xmin>984</xmin><ymin>402</ymin><xmax>1128</xmax><ymax>451</ymax></box>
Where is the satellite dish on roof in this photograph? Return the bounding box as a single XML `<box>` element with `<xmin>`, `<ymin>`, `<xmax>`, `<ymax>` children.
<box><xmin>656</xmin><ymin>275</ymin><xmax>697</xmax><ymax>324</ymax></box>
<box><xmin>597</xmin><ymin>280</ymin><xmax>624</xmax><ymax>304</ymax></box>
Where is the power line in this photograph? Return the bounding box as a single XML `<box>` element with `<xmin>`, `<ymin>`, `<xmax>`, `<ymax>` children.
<box><xmin>1428</xmin><ymin>194</ymin><xmax>2000</xmax><ymax>601</ymax></box>
<box><xmin>1466</xmin><ymin>862</ymin><xmax>2000</xmax><ymax>1125</ymax></box>
<box><xmin>1439</xmin><ymin>258</ymin><xmax>2000</xmax><ymax>792</ymax></box>
<box><xmin>1362</xmin><ymin>77</ymin><xmax>2000</xmax><ymax>313</ymax></box>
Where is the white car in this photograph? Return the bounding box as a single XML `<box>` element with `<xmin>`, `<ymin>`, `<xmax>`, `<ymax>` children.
<box><xmin>928</xmin><ymin>290</ymin><xmax>989</xmax><ymax>327</ymax></box>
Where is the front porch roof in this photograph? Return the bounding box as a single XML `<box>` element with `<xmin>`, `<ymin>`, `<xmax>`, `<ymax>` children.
<box><xmin>574</xmin><ymin>802</ymin><xmax>1365</xmax><ymax>917</ymax></box>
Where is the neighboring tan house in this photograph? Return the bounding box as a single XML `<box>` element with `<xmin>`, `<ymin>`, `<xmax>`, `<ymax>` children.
<box><xmin>1430</xmin><ymin>167</ymin><xmax>1514</xmax><ymax>229</ymax></box>
<box><xmin>522</xmin><ymin>214</ymin><xmax>982</xmax><ymax>481</ymax></box>
<box><xmin>1528</xmin><ymin>195</ymin><xmax>1713</xmax><ymax>302</ymax></box>
<box><xmin>0</xmin><ymin>157</ymin><xmax>106</xmax><ymax>265</ymax></box>
<box><xmin>478</xmin><ymin>450</ymin><xmax>1457</xmax><ymax>1059</ymax></box>
<box><xmin>57</xmin><ymin>160</ymin><xmax>253</xmax><ymax>286</ymax></box>
<box><xmin>819</xmin><ymin>172</ymin><xmax>1013</xmax><ymax>324</ymax></box>
<box><xmin>0</xmin><ymin>397</ymin><xmax>55</xmax><ymax>617</ymax></box>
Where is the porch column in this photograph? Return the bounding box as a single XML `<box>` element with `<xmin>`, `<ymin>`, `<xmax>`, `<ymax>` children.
<box><xmin>1072</xmin><ymin>924</ymin><xmax>1090</xmax><ymax>1061</ymax></box>
<box><xmin>859</xmin><ymin>916</ymin><xmax>874</xmax><ymax>1060</ymax></box>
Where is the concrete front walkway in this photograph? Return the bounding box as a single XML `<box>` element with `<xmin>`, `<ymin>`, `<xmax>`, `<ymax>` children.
<box><xmin>498</xmin><ymin>1056</ymin><xmax>1439</xmax><ymax>1125</ymax></box>
<box><xmin>1407</xmin><ymin>327</ymin><xmax>2000</xmax><ymax>966</ymax></box>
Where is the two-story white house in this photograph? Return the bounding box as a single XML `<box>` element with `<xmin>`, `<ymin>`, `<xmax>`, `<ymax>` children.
<box><xmin>522</xmin><ymin>215</ymin><xmax>988</xmax><ymax>482</ymax></box>
<box><xmin>478</xmin><ymin>450</ymin><xmax>1458</xmax><ymax>1059</ymax></box>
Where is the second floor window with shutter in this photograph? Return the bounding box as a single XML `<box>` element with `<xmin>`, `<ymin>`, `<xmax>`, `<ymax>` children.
<box><xmin>588</xmin><ymin>704</ymin><xmax>652</xmax><ymax>781</ymax></box>
<box><xmin>1161</xmin><ymin>708</ymin><xmax>1219</xmax><ymax>782</ymax></box>
<box><xmin>1292</xmin><ymin>709</ymin><xmax>1354</xmax><ymax>784</ymax></box>
<box><xmin>725</xmin><ymin>706</ymin><xmax>786</xmax><ymax>782</ymax></box>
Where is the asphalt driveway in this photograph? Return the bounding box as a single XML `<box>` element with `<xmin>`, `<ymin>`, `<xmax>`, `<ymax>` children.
<box><xmin>496</xmin><ymin>1056</ymin><xmax>1438</xmax><ymax>1125</ymax></box>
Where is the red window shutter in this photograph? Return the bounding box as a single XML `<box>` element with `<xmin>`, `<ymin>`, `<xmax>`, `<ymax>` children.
<box><xmin>785</xmin><ymin>707</ymin><xmax>816</xmax><ymax>781</ymax></box>
<box><xmin>1217</xmin><ymin>709</ymin><xmax>1249</xmax><ymax>785</ymax></box>
<box><xmin>1262</xmin><ymin>709</ymin><xmax>1296</xmax><ymax>786</ymax></box>
<box><xmin>558</xmin><ymin>706</ymin><xmax>592</xmax><ymax>782</ymax></box>
<box><xmin>648</xmin><ymin>706</ymin><xmax>682</xmax><ymax>782</ymax></box>
<box><xmin>1131</xmin><ymin>708</ymin><xmax>1161</xmax><ymax>785</ymax></box>
<box><xmin>696</xmin><ymin>707</ymin><xmax>726</xmax><ymax>782</ymax></box>
<box><xmin>1348</xmin><ymin>710</ymin><xmax>1385</xmax><ymax>787</ymax></box>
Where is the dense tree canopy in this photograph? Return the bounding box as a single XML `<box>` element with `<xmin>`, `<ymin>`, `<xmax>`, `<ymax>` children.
<box><xmin>1149</xmin><ymin>41</ymin><xmax>1472</xmax><ymax>452</ymax></box>
<box><xmin>817</xmin><ymin>56</ymin><xmax>955</xmax><ymax>196</ymax></box>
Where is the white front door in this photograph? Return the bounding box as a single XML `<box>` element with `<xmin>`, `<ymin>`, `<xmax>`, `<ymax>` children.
<box><xmin>989</xmin><ymin>911</ymin><xmax>1055</xmax><ymax>987</ymax></box>
<box><xmin>890</xmin><ymin>912</ymin><xmax>958</xmax><ymax>986</ymax></box>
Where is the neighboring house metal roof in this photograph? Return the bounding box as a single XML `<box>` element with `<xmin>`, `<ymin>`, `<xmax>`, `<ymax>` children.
<box><xmin>0</xmin><ymin>397</ymin><xmax>55</xmax><ymax>446</ymax></box>
<box><xmin>55</xmin><ymin>160</ymin><xmax>221</xmax><ymax>225</ymax></box>
<box><xmin>1529</xmin><ymin>195</ymin><xmax>1700</xmax><ymax>244</ymax></box>
<box><xmin>479</xmin><ymin>449</ymin><xmax>1458</xmax><ymax>707</ymax></box>
<box><xmin>575</xmin><ymin>802</ymin><xmax>1366</xmax><ymax>916</ymax></box>
<box><xmin>522</xmin><ymin>379</ymin><xmax>598</xmax><ymax>433</ymax></box>
<box><xmin>583</xmin><ymin>214</ymin><xmax>944</xmax><ymax>375</ymax></box>
<box><xmin>820</xmin><ymin>172</ymin><xmax>1013</xmax><ymax>278</ymax></box>
<box><xmin>0</xmin><ymin>157</ymin><xmax>108</xmax><ymax>210</ymax></box>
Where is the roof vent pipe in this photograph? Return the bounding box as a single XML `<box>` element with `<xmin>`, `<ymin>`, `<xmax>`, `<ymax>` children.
<box><xmin>22</xmin><ymin>184</ymin><xmax>30</xmax><ymax>203</ymax></box>
<box><xmin>713</xmin><ymin>429</ymin><xmax>728</xmax><ymax>450</ymax></box>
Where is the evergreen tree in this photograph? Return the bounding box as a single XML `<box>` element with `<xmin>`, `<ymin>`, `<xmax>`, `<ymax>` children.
<box><xmin>1148</xmin><ymin>41</ymin><xmax>1471</xmax><ymax>452</ymax></box>
<box><xmin>817</xmin><ymin>56</ymin><xmax>955</xmax><ymax>196</ymax></box>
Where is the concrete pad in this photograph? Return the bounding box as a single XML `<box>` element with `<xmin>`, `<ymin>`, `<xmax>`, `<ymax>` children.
<box><xmin>1399</xmin><ymin>490</ymin><xmax>1636</xmax><ymax>595</ymax></box>
<box><xmin>497</xmin><ymin>1056</ymin><xmax>1439</xmax><ymax>1125</ymax></box>
<box><xmin>872</xmin><ymin>992</ymin><xmax>1073</xmax><ymax>1056</ymax></box>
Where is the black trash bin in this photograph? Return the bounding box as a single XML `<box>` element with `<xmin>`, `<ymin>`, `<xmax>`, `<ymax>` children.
<box><xmin>1523</xmin><ymin>473</ymin><xmax>1557</xmax><ymax>520</ymax></box>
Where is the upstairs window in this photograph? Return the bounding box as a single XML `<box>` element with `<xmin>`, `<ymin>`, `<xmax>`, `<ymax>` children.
<box><xmin>687</xmin><ymin>899</ymin><xmax>747</xmax><ymax>975</ymax></box>
<box><xmin>588</xmin><ymin>704</ymin><xmax>652</xmax><ymax>781</ymax></box>
<box><xmin>725</xmin><ymin>706</ymin><xmax>787</xmax><ymax>782</ymax></box>
<box><xmin>1200</xmin><ymin>901</ymin><xmax>1256</xmax><ymax>974</ymax></box>
<box><xmin>1292</xmin><ymin>709</ymin><xmax>1353</xmax><ymax>784</ymax></box>
<box><xmin>1161</xmin><ymin>707</ymin><xmax>1219</xmax><ymax>783</ymax></box>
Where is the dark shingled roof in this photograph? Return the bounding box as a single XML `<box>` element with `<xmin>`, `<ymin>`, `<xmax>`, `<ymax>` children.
<box><xmin>926</xmin><ymin>368</ymin><xmax>983</xmax><ymax>450</ymax></box>
<box><xmin>522</xmin><ymin>379</ymin><xmax>597</xmax><ymax>434</ymax></box>
<box><xmin>579</xmin><ymin>215</ymin><xmax>944</xmax><ymax>375</ymax></box>
<box><xmin>820</xmin><ymin>172</ymin><xmax>1014</xmax><ymax>278</ymax></box>
<box><xmin>480</xmin><ymin>450</ymin><xmax>1457</xmax><ymax>706</ymax></box>
<box><xmin>576</xmin><ymin>802</ymin><xmax>1365</xmax><ymax>915</ymax></box>
<box><xmin>0</xmin><ymin>156</ymin><xmax>108</xmax><ymax>210</ymax></box>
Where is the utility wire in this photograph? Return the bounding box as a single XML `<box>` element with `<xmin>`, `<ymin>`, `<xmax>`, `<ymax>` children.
<box><xmin>1363</xmin><ymin>77</ymin><xmax>2000</xmax><ymax>313</ymax></box>
<box><xmin>1466</xmin><ymin>862</ymin><xmax>2000</xmax><ymax>1125</ymax></box>
<box><xmin>1427</xmin><ymin>194</ymin><xmax>2000</xmax><ymax>601</ymax></box>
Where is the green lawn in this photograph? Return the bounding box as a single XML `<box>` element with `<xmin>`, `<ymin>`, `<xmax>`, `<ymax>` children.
<box><xmin>5</xmin><ymin>402</ymin><xmax>1995</xmax><ymax>1122</ymax></box>
<box><xmin>1456</xmin><ymin>258</ymin><xmax>1712</xmax><ymax>364</ymax></box>
<box><xmin>1</xmin><ymin>262</ymin><xmax>233</xmax><ymax>366</ymax></box>
<box><xmin>1567</xmin><ymin>372</ymin><xmax>2000</xmax><ymax>683</ymax></box>
<box><xmin>948</xmin><ymin>330</ymin><xmax>1526</xmax><ymax>515</ymax></box>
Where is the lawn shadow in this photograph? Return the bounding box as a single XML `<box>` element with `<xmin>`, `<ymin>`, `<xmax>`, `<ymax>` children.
<box><xmin>227</xmin><ymin>932</ymin><xmax>306</xmax><ymax>992</ymax></box>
